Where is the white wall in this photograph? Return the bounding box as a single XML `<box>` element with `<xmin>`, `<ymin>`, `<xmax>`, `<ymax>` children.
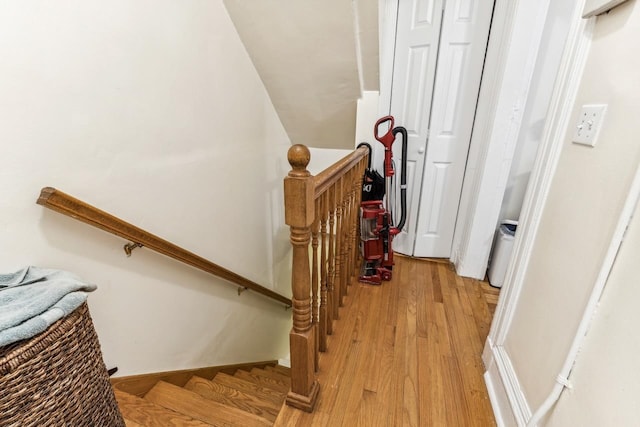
<box><xmin>355</xmin><ymin>91</ymin><xmax>381</xmax><ymax>162</ymax></box>
<box><xmin>0</xmin><ymin>0</ymin><xmax>293</xmax><ymax>376</ymax></box>
<box><xmin>491</xmin><ymin>1</ymin><xmax>640</xmax><ymax>422</ymax></box>
<box><xmin>355</xmin><ymin>0</ymin><xmax>380</xmax><ymax>92</ymax></box>
<box><xmin>545</xmin><ymin>185</ymin><xmax>640</xmax><ymax>426</ymax></box>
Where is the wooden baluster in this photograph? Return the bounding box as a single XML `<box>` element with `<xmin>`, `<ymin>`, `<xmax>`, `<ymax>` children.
<box><xmin>311</xmin><ymin>198</ymin><xmax>320</xmax><ymax>372</ymax></box>
<box><xmin>319</xmin><ymin>191</ymin><xmax>329</xmax><ymax>351</ymax></box>
<box><xmin>343</xmin><ymin>168</ymin><xmax>352</xmax><ymax>291</ymax></box>
<box><xmin>353</xmin><ymin>158</ymin><xmax>366</xmax><ymax>276</ymax></box>
<box><xmin>349</xmin><ymin>168</ymin><xmax>356</xmax><ymax>276</ymax></box>
<box><xmin>327</xmin><ymin>185</ymin><xmax>336</xmax><ymax>333</ymax></box>
<box><xmin>342</xmin><ymin>169</ymin><xmax>353</xmax><ymax>299</ymax></box>
<box><xmin>339</xmin><ymin>171</ymin><xmax>349</xmax><ymax>304</ymax></box>
<box><xmin>284</xmin><ymin>145</ymin><xmax>319</xmax><ymax>412</ymax></box>
<box><xmin>334</xmin><ymin>176</ymin><xmax>344</xmax><ymax>309</ymax></box>
<box><xmin>345</xmin><ymin>168</ymin><xmax>354</xmax><ymax>283</ymax></box>
<box><xmin>352</xmin><ymin>161</ymin><xmax>364</xmax><ymax>279</ymax></box>
<box><xmin>349</xmin><ymin>166</ymin><xmax>359</xmax><ymax>282</ymax></box>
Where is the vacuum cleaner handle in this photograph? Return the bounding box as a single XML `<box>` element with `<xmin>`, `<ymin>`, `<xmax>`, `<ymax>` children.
<box><xmin>374</xmin><ymin>116</ymin><xmax>395</xmax><ymax>148</ymax></box>
<box><xmin>375</xmin><ymin>116</ymin><xmax>396</xmax><ymax>177</ymax></box>
<box><xmin>392</xmin><ymin>126</ymin><xmax>408</xmax><ymax>232</ymax></box>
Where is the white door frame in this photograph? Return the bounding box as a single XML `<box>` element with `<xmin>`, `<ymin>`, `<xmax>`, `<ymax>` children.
<box><xmin>378</xmin><ymin>0</ymin><xmax>398</xmax><ymax>121</ymax></box>
<box><xmin>379</xmin><ymin>0</ymin><xmax>555</xmax><ymax>271</ymax></box>
<box><xmin>450</xmin><ymin>0</ymin><xmax>555</xmax><ymax>278</ymax></box>
<box><xmin>483</xmin><ymin>5</ymin><xmax>640</xmax><ymax>420</ymax></box>
<box><xmin>482</xmin><ymin>2</ymin><xmax>596</xmax><ymax>424</ymax></box>
<box><xmin>378</xmin><ymin>0</ymin><xmax>496</xmax><ymax>259</ymax></box>
<box><xmin>382</xmin><ymin>0</ymin><xmax>572</xmax><ymax>279</ymax></box>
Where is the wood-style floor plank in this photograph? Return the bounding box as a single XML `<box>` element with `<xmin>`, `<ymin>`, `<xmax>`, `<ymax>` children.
<box><xmin>212</xmin><ymin>372</ymin><xmax>285</xmax><ymax>405</ymax></box>
<box><xmin>234</xmin><ymin>370</ymin><xmax>290</xmax><ymax>393</ymax></box>
<box><xmin>124</xmin><ymin>419</ymin><xmax>145</xmax><ymax>427</ymax></box>
<box><xmin>184</xmin><ymin>376</ymin><xmax>280</xmax><ymax>422</ymax></box>
<box><xmin>145</xmin><ymin>381</ymin><xmax>271</xmax><ymax>427</ymax></box>
<box><xmin>115</xmin><ymin>389</ymin><xmax>212</xmax><ymax>427</ymax></box>
<box><xmin>341</xmin><ymin>281</ymin><xmax>387</xmax><ymax>427</ymax></box>
<box><xmin>402</xmin><ymin>259</ymin><xmax>419</xmax><ymax>427</ymax></box>
<box><xmin>275</xmin><ymin>255</ymin><xmax>497</xmax><ymax>426</ymax></box>
<box><xmin>250</xmin><ymin>368</ymin><xmax>291</xmax><ymax>385</ymax></box>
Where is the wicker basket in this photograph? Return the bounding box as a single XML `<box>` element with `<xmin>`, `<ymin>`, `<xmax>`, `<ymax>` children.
<box><xmin>0</xmin><ymin>302</ymin><xmax>125</xmax><ymax>426</ymax></box>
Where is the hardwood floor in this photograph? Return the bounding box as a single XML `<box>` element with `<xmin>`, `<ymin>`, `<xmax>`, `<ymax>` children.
<box><xmin>276</xmin><ymin>255</ymin><xmax>500</xmax><ymax>426</ymax></box>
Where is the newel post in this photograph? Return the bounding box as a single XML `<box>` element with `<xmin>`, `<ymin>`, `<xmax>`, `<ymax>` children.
<box><xmin>284</xmin><ymin>144</ymin><xmax>320</xmax><ymax>412</ymax></box>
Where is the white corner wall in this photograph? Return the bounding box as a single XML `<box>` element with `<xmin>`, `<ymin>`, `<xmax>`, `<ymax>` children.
<box><xmin>544</xmin><ymin>184</ymin><xmax>640</xmax><ymax>426</ymax></box>
<box><xmin>489</xmin><ymin>1</ymin><xmax>640</xmax><ymax>423</ymax></box>
<box><xmin>355</xmin><ymin>91</ymin><xmax>381</xmax><ymax>152</ymax></box>
<box><xmin>355</xmin><ymin>0</ymin><xmax>380</xmax><ymax>92</ymax></box>
<box><xmin>0</xmin><ymin>0</ymin><xmax>293</xmax><ymax>376</ymax></box>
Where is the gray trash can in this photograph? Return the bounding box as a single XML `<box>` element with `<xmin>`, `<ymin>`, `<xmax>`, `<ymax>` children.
<box><xmin>488</xmin><ymin>220</ymin><xmax>518</xmax><ymax>288</ymax></box>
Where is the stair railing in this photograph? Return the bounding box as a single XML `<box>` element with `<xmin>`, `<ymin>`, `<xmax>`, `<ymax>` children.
<box><xmin>283</xmin><ymin>144</ymin><xmax>368</xmax><ymax>412</ymax></box>
<box><xmin>37</xmin><ymin>187</ymin><xmax>291</xmax><ymax>307</ymax></box>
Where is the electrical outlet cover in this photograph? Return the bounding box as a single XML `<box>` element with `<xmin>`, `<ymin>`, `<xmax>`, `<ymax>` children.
<box><xmin>572</xmin><ymin>104</ymin><xmax>607</xmax><ymax>146</ymax></box>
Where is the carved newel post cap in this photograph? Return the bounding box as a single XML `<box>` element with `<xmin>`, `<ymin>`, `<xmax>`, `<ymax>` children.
<box><xmin>288</xmin><ymin>144</ymin><xmax>311</xmax><ymax>177</ymax></box>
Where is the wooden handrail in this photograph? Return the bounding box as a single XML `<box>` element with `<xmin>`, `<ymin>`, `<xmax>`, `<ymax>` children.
<box><xmin>37</xmin><ymin>187</ymin><xmax>292</xmax><ymax>307</ymax></box>
<box><xmin>313</xmin><ymin>146</ymin><xmax>369</xmax><ymax>198</ymax></box>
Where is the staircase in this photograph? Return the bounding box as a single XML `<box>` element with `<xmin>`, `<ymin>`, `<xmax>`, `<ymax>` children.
<box><xmin>115</xmin><ymin>365</ymin><xmax>291</xmax><ymax>426</ymax></box>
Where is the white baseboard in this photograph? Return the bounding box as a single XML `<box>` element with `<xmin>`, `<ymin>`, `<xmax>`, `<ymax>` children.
<box><xmin>278</xmin><ymin>355</ymin><xmax>291</xmax><ymax>368</ymax></box>
<box><xmin>484</xmin><ymin>340</ymin><xmax>530</xmax><ymax>427</ymax></box>
<box><xmin>485</xmin><ymin>368</ymin><xmax>511</xmax><ymax>427</ymax></box>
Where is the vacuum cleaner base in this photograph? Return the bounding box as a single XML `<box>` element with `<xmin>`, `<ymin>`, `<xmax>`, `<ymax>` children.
<box><xmin>359</xmin><ymin>261</ymin><xmax>392</xmax><ymax>285</ymax></box>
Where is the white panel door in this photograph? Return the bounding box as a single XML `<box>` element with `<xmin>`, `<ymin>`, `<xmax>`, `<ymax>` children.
<box><xmin>412</xmin><ymin>0</ymin><xmax>494</xmax><ymax>257</ymax></box>
<box><xmin>388</xmin><ymin>0</ymin><xmax>444</xmax><ymax>256</ymax></box>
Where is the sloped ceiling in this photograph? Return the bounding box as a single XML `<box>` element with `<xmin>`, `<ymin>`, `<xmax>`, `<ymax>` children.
<box><xmin>223</xmin><ymin>0</ymin><xmax>378</xmax><ymax>150</ymax></box>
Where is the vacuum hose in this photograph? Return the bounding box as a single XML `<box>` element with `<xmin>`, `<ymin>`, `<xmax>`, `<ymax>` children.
<box><xmin>392</xmin><ymin>126</ymin><xmax>408</xmax><ymax>232</ymax></box>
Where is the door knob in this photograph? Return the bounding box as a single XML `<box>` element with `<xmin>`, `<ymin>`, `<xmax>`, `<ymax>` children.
<box><xmin>418</xmin><ymin>147</ymin><xmax>425</xmax><ymax>154</ymax></box>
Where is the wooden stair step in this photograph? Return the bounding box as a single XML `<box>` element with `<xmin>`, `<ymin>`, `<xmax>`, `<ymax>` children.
<box><xmin>254</xmin><ymin>367</ymin><xmax>291</xmax><ymax>384</ymax></box>
<box><xmin>265</xmin><ymin>365</ymin><xmax>291</xmax><ymax>377</ymax></box>
<box><xmin>144</xmin><ymin>381</ymin><xmax>271</xmax><ymax>427</ymax></box>
<box><xmin>213</xmin><ymin>372</ymin><xmax>287</xmax><ymax>405</ymax></box>
<box><xmin>114</xmin><ymin>389</ymin><xmax>212</xmax><ymax>427</ymax></box>
<box><xmin>234</xmin><ymin>370</ymin><xmax>291</xmax><ymax>393</ymax></box>
<box><xmin>185</xmin><ymin>376</ymin><xmax>280</xmax><ymax>422</ymax></box>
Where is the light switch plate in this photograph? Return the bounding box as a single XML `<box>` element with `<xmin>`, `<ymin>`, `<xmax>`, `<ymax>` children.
<box><xmin>572</xmin><ymin>104</ymin><xmax>607</xmax><ymax>147</ymax></box>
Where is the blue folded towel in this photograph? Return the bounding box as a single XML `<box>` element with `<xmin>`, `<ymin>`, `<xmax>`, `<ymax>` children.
<box><xmin>0</xmin><ymin>267</ymin><xmax>96</xmax><ymax>347</ymax></box>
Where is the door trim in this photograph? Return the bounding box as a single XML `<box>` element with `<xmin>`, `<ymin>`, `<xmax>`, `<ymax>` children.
<box><xmin>411</xmin><ymin>0</ymin><xmax>495</xmax><ymax>258</ymax></box>
<box><xmin>378</xmin><ymin>0</ymin><xmax>398</xmax><ymax>117</ymax></box>
<box><xmin>379</xmin><ymin>0</ymin><xmax>495</xmax><ymax>258</ymax></box>
<box><xmin>482</xmin><ymin>3</ymin><xmax>595</xmax><ymax>424</ymax></box>
<box><xmin>375</xmin><ymin>0</ymin><xmax>399</xmax><ymax>169</ymax></box>
<box><xmin>450</xmin><ymin>0</ymin><xmax>553</xmax><ymax>278</ymax></box>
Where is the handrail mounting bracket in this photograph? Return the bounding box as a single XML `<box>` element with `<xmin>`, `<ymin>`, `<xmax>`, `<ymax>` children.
<box><xmin>124</xmin><ymin>242</ymin><xmax>143</xmax><ymax>257</ymax></box>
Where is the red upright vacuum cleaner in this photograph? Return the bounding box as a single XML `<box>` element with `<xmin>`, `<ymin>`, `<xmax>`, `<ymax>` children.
<box><xmin>358</xmin><ymin>116</ymin><xmax>408</xmax><ymax>285</ymax></box>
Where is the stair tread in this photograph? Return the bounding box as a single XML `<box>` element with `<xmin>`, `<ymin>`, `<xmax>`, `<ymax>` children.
<box><xmin>145</xmin><ymin>381</ymin><xmax>272</xmax><ymax>427</ymax></box>
<box><xmin>235</xmin><ymin>370</ymin><xmax>290</xmax><ymax>393</ymax></box>
<box><xmin>265</xmin><ymin>365</ymin><xmax>291</xmax><ymax>377</ymax></box>
<box><xmin>115</xmin><ymin>389</ymin><xmax>212</xmax><ymax>427</ymax></box>
<box><xmin>253</xmin><ymin>367</ymin><xmax>291</xmax><ymax>384</ymax></box>
<box><xmin>185</xmin><ymin>376</ymin><xmax>280</xmax><ymax>422</ymax></box>
<box><xmin>213</xmin><ymin>372</ymin><xmax>287</xmax><ymax>404</ymax></box>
